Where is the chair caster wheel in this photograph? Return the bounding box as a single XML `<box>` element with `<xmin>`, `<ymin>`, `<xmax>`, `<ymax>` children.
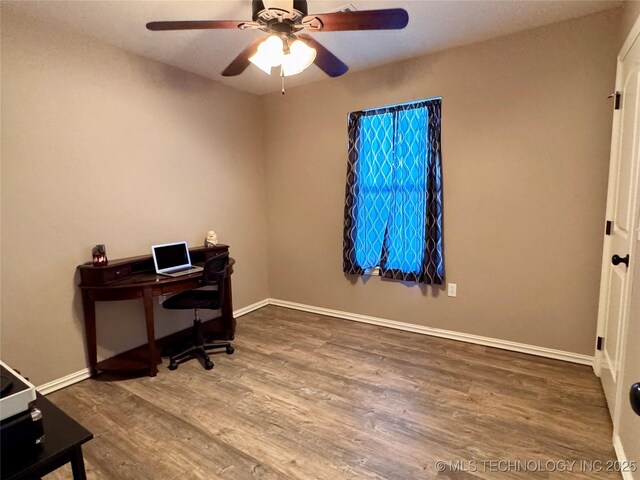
<box><xmin>226</xmin><ymin>346</ymin><xmax>235</xmax><ymax>355</ymax></box>
<box><xmin>168</xmin><ymin>363</ymin><xmax>178</xmax><ymax>371</ymax></box>
<box><xmin>204</xmin><ymin>361</ymin><xmax>214</xmax><ymax>370</ymax></box>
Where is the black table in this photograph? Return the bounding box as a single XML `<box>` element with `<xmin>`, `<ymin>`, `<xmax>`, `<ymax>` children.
<box><xmin>2</xmin><ymin>394</ymin><xmax>93</xmax><ymax>480</ymax></box>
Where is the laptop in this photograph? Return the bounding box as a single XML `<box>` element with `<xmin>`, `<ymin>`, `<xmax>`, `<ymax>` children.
<box><xmin>151</xmin><ymin>241</ymin><xmax>203</xmax><ymax>277</ymax></box>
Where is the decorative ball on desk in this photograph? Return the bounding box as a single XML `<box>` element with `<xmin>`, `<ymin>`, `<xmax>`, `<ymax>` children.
<box><xmin>205</xmin><ymin>230</ymin><xmax>218</xmax><ymax>247</ymax></box>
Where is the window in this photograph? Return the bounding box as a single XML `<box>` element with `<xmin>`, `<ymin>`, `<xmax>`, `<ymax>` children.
<box><xmin>343</xmin><ymin>98</ymin><xmax>444</xmax><ymax>284</ymax></box>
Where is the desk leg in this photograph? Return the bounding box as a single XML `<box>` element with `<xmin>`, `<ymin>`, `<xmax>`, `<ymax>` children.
<box><xmin>142</xmin><ymin>288</ymin><xmax>158</xmax><ymax>377</ymax></box>
<box><xmin>70</xmin><ymin>447</ymin><xmax>88</xmax><ymax>480</ymax></box>
<box><xmin>81</xmin><ymin>291</ymin><xmax>98</xmax><ymax>377</ymax></box>
<box><xmin>223</xmin><ymin>276</ymin><xmax>236</xmax><ymax>340</ymax></box>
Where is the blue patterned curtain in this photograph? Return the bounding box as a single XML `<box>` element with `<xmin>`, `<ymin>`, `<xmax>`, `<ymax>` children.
<box><xmin>343</xmin><ymin>99</ymin><xmax>444</xmax><ymax>284</ymax></box>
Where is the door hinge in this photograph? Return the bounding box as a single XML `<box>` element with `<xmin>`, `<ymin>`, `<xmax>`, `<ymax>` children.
<box><xmin>605</xmin><ymin>220</ymin><xmax>612</xmax><ymax>235</ymax></box>
<box><xmin>608</xmin><ymin>91</ymin><xmax>621</xmax><ymax>110</ymax></box>
<box><xmin>597</xmin><ymin>336</ymin><xmax>604</xmax><ymax>351</ymax></box>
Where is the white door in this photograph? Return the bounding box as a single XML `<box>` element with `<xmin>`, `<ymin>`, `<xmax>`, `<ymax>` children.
<box><xmin>595</xmin><ymin>22</ymin><xmax>640</xmax><ymax>422</ymax></box>
<box><xmin>617</xmin><ymin>251</ymin><xmax>640</xmax><ymax>478</ymax></box>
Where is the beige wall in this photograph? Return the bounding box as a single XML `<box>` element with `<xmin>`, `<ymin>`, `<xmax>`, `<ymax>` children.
<box><xmin>619</xmin><ymin>1</ymin><xmax>640</xmax><ymax>48</ymax></box>
<box><xmin>0</xmin><ymin>9</ymin><xmax>268</xmax><ymax>385</ymax></box>
<box><xmin>0</xmin><ymin>6</ymin><xmax>626</xmax><ymax>386</ymax></box>
<box><xmin>262</xmin><ymin>10</ymin><xmax>619</xmax><ymax>356</ymax></box>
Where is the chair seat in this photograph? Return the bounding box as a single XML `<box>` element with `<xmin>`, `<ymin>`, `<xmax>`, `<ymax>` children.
<box><xmin>163</xmin><ymin>289</ymin><xmax>221</xmax><ymax>310</ymax></box>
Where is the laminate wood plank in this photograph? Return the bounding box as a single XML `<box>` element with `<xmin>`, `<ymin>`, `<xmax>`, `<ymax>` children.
<box><xmin>50</xmin><ymin>379</ymin><xmax>292</xmax><ymax>480</ymax></box>
<box><xmin>118</xmin><ymin>376</ymin><xmax>374</xmax><ymax>480</ymax></box>
<box><xmin>119</xmin><ymin>353</ymin><xmax>441</xmax><ymax>480</ymax></box>
<box><xmin>44</xmin><ymin>306</ymin><xmax>619</xmax><ymax>480</ymax></box>
<box><xmin>243</xmin><ymin>309</ymin><xmax>600</xmax><ymax>396</ymax></box>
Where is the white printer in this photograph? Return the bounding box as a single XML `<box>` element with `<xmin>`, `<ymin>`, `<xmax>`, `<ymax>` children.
<box><xmin>1</xmin><ymin>361</ymin><xmax>37</xmax><ymax>421</ymax></box>
<box><xmin>0</xmin><ymin>360</ymin><xmax>44</xmax><ymax>454</ymax></box>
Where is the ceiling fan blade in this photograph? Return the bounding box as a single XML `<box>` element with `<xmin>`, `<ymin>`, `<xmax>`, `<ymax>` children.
<box><xmin>307</xmin><ymin>9</ymin><xmax>408</xmax><ymax>32</ymax></box>
<box><xmin>298</xmin><ymin>35</ymin><xmax>348</xmax><ymax>77</ymax></box>
<box><xmin>221</xmin><ymin>38</ymin><xmax>264</xmax><ymax>77</ymax></box>
<box><xmin>146</xmin><ymin>20</ymin><xmax>244</xmax><ymax>31</ymax></box>
<box><xmin>252</xmin><ymin>0</ymin><xmax>265</xmax><ymax>21</ymax></box>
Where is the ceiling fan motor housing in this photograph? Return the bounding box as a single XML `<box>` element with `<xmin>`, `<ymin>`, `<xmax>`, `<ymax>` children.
<box><xmin>252</xmin><ymin>0</ymin><xmax>308</xmax><ymax>22</ymax></box>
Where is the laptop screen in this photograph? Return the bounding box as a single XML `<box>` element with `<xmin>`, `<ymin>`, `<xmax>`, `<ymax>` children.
<box><xmin>152</xmin><ymin>242</ymin><xmax>192</xmax><ymax>273</ymax></box>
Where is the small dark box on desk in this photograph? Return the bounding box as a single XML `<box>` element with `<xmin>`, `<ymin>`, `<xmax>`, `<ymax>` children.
<box><xmin>0</xmin><ymin>362</ymin><xmax>44</xmax><ymax>457</ymax></box>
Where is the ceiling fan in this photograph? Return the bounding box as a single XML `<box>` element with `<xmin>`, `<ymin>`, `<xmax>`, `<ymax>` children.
<box><xmin>146</xmin><ymin>0</ymin><xmax>409</xmax><ymax>79</ymax></box>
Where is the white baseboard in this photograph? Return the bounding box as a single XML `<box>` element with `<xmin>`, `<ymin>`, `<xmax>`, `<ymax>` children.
<box><xmin>38</xmin><ymin>297</ymin><xmax>594</xmax><ymax>394</ymax></box>
<box><xmin>613</xmin><ymin>434</ymin><xmax>636</xmax><ymax>480</ymax></box>
<box><xmin>267</xmin><ymin>298</ymin><xmax>594</xmax><ymax>366</ymax></box>
<box><xmin>234</xmin><ymin>298</ymin><xmax>270</xmax><ymax>318</ymax></box>
<box><xmin>38</xmin><ymin>368</ymin><xmax>92</xmax><ymax>396</ymax></box>
<box><xmin>37</xmin><ymin>299</ymin><xmax>270</xmax><ymax>395</ymax></box>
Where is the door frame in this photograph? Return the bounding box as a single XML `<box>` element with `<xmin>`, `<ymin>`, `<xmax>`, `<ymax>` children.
<box><xmin>594</xmin><ymin>12</ymin><xmax>640</xmax><ymax>435</ymax></box>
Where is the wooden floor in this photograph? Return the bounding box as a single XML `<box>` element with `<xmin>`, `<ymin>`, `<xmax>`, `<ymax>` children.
<box><xmin>45</xmin><ymin>306</ymin><xmax>618</xmax><ymax>480</ymax></box>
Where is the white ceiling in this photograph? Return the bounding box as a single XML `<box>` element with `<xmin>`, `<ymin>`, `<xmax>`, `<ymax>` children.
<box><xmin>3</xmin><ymin>0</ymin><xmax>621</xmax><ymax>95</ymax></box>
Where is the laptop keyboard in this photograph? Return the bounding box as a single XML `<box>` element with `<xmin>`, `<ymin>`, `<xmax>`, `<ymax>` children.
<box><xmin>164</xmin><ymin>266</ymin><xmax>203</xmax><ymax>277</ymax></box>
<box><xmin>170</xmin><ymin>266</ymin><xmax>193</xmax><ymax>273</ymax></box>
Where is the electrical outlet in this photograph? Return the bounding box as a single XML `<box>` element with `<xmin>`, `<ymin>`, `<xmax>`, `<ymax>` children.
<box><xmin>158</xmin><ymin>295</ymin><xmax>167</xmax><ymax>305</ymax></box>
<box><xmin>447</xmin><ymin>283</ymin><xmax>457</xmax><ymax>297</ymax></box>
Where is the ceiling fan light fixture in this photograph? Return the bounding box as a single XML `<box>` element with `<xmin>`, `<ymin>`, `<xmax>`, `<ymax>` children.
<box><xmin>148</xmin><ymin>2</ymin><xmax>410</xmax><ymax>81</ymax></box>
<box><xmin>281</xmin><ymin>39</ymin><xmax>316</xmax><ymax>76</ymax></box>
<box><xmin>249</xmin><ymin>35</ymin><xmax>284</xmax><ymax>74</ymax></box>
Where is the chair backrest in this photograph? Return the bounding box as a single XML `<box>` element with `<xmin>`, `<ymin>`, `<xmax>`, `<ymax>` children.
<box><xmin>201</xmin><ymin>253</ymin><xmax>229</xmax><ymax>304</ymax></box>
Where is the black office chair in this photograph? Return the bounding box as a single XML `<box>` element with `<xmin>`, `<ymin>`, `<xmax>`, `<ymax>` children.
<box><xmin>162</xmin><ymin>253</ymin><xmax>234</xmax><ymax>370</ymax></box>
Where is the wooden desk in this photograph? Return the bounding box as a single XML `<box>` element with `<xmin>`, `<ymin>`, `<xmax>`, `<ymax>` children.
<box><xmin>1</xmin><ymin>394</ymin><xmax>93</xmax><ymax>480</ymax></box>
<box><xmin>78</xmin><ymin>245</ymin><xmax>235</xmax><ymax>377</ymax></box>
